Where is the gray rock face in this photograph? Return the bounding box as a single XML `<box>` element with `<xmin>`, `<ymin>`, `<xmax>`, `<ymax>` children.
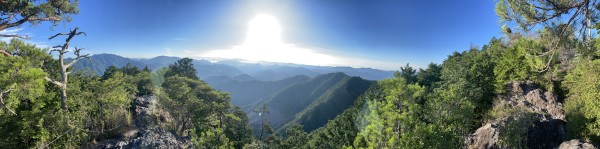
<box><xmin>90</xmin><ymin>95</ymin><xmax>192</xmax><ymax>149</ymax></box>
<box><xmin>101</xmin><ymin>128</ymin><xmax>191</xmax><ymax>149</ymax></box>
<box><xmin>556</xmin><ymin>139</ymin><xmax>597</xmax><ymax>149</ymax></box>
<box><xmin>465</xmin><ymin>123</ymin><xmax>500</xmax><ymax>149</ymax></box>
<box><xmin>505</xmin><ymin>81</ymin><xmax>564</xmax><ymax>121</ymax></box>
<box><xmin>465</xmin><ymin>81</ymin><xmax>566</xmax><ymax>149</ymax></box>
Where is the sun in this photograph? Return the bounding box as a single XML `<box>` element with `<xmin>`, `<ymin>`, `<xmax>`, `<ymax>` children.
<box><xmin>243</xmin><ymin>14</ymin><xmax>283</xmax><ymax>48</ymax></box>
<box><xmin>202</xmin><ymin>14</ymin><xmax>337</xmax><ymax>66</ymax></box>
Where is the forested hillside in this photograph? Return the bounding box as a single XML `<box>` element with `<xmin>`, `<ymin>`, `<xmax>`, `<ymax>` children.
<box><xmin>245</xmin><ymin>73</ymin><xmax>373</xmax><ymax>133</ymax></box>
<box><xmin>1</xmin><ymin>0</ymin><xmax>600</xmax><ymax>149</ymax></box>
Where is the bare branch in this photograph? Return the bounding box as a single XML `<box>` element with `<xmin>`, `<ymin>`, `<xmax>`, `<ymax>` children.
<box><xmin>0</xmin><ymin>88</ymin><xmax>16</xmax><ymax>115</ymax></box>
<box><xmin>48</xmin><ymin>33</ymin><xmax>70</xmax><ymax>40</ymax></box>
<box><xmin>48</xmin><ymin>27</ymin><xmax>85</xmax><ymax>41</ymax></box>
<box><xmin>44</xmin><ymin>77</ymin><xmax>64</xmax><ymax>88</ymax></box>
<box><xmin>0</xmin><ymin>50</ymin><xmax>11</xmax><ymax>56</ymax></box>
<box><xmin>0</xmin><ymin>34</ymin><xmax>30</xmax><ymax>39</ymax></box>
<box><xmin>65</xmin><ymin>47</ymin><xmax>89</xmax><ymax>68</ymax></box>
<box><xmin>65</xmin><ymin>54</ymin><xmax>89</xmax><ymax>68</ymax></box>
<box><xmin>26</xmin><ymin>16</ymin><xmax>61</xmax><ymax>22</ymax></box>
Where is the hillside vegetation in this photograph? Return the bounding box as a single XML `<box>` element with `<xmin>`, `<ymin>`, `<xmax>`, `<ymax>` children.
<box><xmin>1</xmin><ymin>0</ymin><xmax>600</xmax><ymax>149</ymax></box>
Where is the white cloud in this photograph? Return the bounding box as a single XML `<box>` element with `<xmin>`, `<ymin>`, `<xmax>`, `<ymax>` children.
<box><xmin>175</xmin><ymin>14</ymin><xmax>402</xmax><ymax>70</ymax></box>
<box><xmin>164</xmin><ymin>48</ymin><xmax>173</xmax><ymax>56</ymax></box>
<box><xmin>182</xmin><ymin>45</ymin><xmax>400</xmax><ymax>70</ymax></box>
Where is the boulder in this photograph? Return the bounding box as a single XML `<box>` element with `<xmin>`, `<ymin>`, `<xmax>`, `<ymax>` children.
<box><xmin>466</xmin><ymin>81</ymin><xmax>566</xmax><ymax>149</ymax></box>
<box><xmin>465</xmin><ymin>123</ymin><xmax>500</xmax><ymax>149</ymax></box>
<box><xmin>556</xmin><ymin>139</ymin><xmax>597</xmax><ymax>149</ymax></box>
<box><xmin>90</xmin><ymin>95</ymin><xmax>192</xmax><ymax>149</ymax></box>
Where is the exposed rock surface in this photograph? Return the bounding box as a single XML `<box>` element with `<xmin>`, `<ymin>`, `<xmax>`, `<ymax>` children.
<box><xmin>89</xmin><ymin>95</ymin><xmax>192</xmax><ymax>149</ymax></box>
<box><xmin>465</xmin><ymin>123</ymin><xmax>500</xmax><ymax>149</ymax></box>
<box><xmin>466</xmin><ymin>81</ymin><xmax>566</xmax><ymax>149</ymax></box>
<box><xmin>556</xmin><ymin>139</ymin><xmax>597</xmax><ymax>149</ymax></box>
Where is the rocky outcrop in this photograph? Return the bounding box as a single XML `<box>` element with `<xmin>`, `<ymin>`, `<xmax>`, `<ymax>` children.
<box><xmin>100</xmin><ymin>128</ymin><xmax>191</xmax><ymax>149</ymax></box>
<box><xmin>465</xmin><ymin>123</ymin><xmax>500</xmax><ymax>149</ymax></box>
<box><xmin>466</xmin><ymin>81</ymin><xmax>566</xmax><ymax>149</ymax></box>
<box><xmin>556</xmin><ymin>139</ymin><xmax>597</xmax><ymax>149</ymax></box>
<box><xmin>89</xmin><ymin>95</ymin><xmax>192</xmax><ymax>149</ymax></box>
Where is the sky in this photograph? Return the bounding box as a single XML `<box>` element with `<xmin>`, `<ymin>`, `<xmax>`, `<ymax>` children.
<box><xmin>6</xmin><ymin>0</ymin><xmax>503</xmax><ymax>70</ymax></box>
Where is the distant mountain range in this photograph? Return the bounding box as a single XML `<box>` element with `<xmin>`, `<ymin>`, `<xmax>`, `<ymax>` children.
<box><xmin>73</xmin><ymin>53</ymin><xmax>395</xmax><ymax>81</ymax></box>
<box><xmin>72</xmin><ymin>53</ymin><xmax>390</xmax><ymax>132</ymax></box>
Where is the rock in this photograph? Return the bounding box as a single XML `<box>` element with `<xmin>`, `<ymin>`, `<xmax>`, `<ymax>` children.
<box><xmin>89</xmin><ymin>95</ymin><xmax>192</xmax><ymax>149</ymax></box>
<box><xmin>133</xmin><ymin>95</ymin><xmax>158</xmax><ymax>128</ymax></box>
<box><xmin>465</xmin><ymin>123</ymin><xmax>500</xmax><ymax>149</ymax></box>
<box><xmin>505</xmin><ymin>81</ymin><xmax>565</xmax><ymax>121</ymax></box>
<box><xmin>466</xmin><ymin>81</ymin><xmax>567</xmax><ymax>149</ymax></box>
<box><xmin>556</xmin><ymin>139</ymin><xmax>597</xmax><ymax>149</ymax></box>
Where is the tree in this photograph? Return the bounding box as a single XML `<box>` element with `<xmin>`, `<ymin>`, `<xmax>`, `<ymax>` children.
<box><xmin>0</xmin><ymin>0</ymin><xmax>79</xmax><ymax>54</ymax></box>
<box><xmin>44</xmin><ymin>27</ymin><xmax>88</xmax><ymax>110</ymax></box>
<box><xmin>282</xmin><ymin>124</ymin><xmax>308</xmax><ymax>149</ymax></box>
<box><xmin>395</xmin><ymin>63</ymin><xmax>417</xmax><ymax>84</ymax></box>
<box><xmin>439</xmin><ymin>48</ymin><xmax>495</xmax><ymax>122</ymax></box>
<box><xmin>416</xmin><ymin>63</ymin><xmax>441</xmax><ymax>89</ymax></box>
<box><xmin>563</xmin><ymin>59</ymin><xmax>600</xmax><ymax>142</ymax></box>
<box><xmin>352</xmin><ymin>77</ymin><xmax>428</xmax><ymax>148</ymax></box>
<box><xmin>254</xmin><ymin>104</ymin><xmax>270</xmax><ymax>141</ymax></box>
<box><xmin>496</xmin><ymin>0</ymin><xmax>597</xmax><ymax>40</ymax></box>
<box><xmin>164</xmin><ymin>58</ymin><xmax>199</xmax><ymax>80</ymax></box>
<box><xmin>496</xmin><ymin>0</ymin><xmax>598</xmax><ymax>71</ymax></box>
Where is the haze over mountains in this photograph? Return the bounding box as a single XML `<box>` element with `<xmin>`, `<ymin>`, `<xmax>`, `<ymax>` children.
<box><xmin>73</xmin><ymin>54</ymin><xmax>394</xmax><ymax>81</ymax></box>
<box><xmin>72</xmin><ymin>53</ymin><xmax>389</xmax><ymax>132</ymax></box>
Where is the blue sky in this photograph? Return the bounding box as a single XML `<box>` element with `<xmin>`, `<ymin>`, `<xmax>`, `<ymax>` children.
<box><xmin>8</xmin><ymin>0</ymin><xmax>502</xmax><ymax>70</ymax></box>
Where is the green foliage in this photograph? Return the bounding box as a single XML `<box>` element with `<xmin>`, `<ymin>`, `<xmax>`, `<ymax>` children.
<box><xmin>426</xmin><ymin>83</ymin><xmax>477</xmax><ymax>148</ymax></box>
<box><xmin>440</xmin><ymin>48</ymin><xmax>495</xmax><ymax>122</ymax></box>
<box><xmin>165</xmin><ymin>58</ymin><xmax>199</xmax><ymax>80</ymax></box>
<box><xmin>416</xmin><ymin>63</ymin><xmax>441</xmax><ymax>89</ymax></box>
<box><xmin>495</xmin><ymin>0</ymin><xmax>597</xmax><ymax>36</ymax></box>
<box><xmin>0</xmin><ymin>39</ymin><xmax>133</xmax><ymax>148</ymax></box>
<box><xmin>151</xmin><ymin>67</ymin><xmax>168</xmax><ymax>87</ymax></box>
<box><xmin>492</xmin><ymin>106</ymin><xmax>537</xmax><ymax>148</ymax></box>
<box><xmin>306</xmin><ymin>92</ymin><xmax>368</xmax><ymax>148</ymax></box>
<box><xmin>191</xmin><ymin>127</ymin><xmax>234</xmax><ymax>149</ymax></box>
<box><xmin>0</xmin><ymin>0</ymin><xmax>79</xmax><ymax>29</ymax></box>
<box><xmin>395</xmin><ymin>63</ymin><xmax>417</xmax><ymax>84</ymax></box>
<box><xmin>352</xmin><ymin>77</ymin><xmax>428</xmax><ymax>148</ymax></box>
<box><xmin>563</xmin><ymin>59</ymin><xmax>600</xmax><ymax>142</ymax></box>
<box><xmin>161</xmin><ymin>68</ymin><xmax>251</xmax><ymax>148</ymax></box>
<box><xmin>224</xmin><ymin>107</ymin><xmax>253</xmax><ymax>149</ymax></box>
<box><xmin>101</xmin><ymin>64</ymin><xmax>154</xmax><ymax>96</ymax></box>
<box><xmin>281</xmin><ymin>124</ymin><xmax>308</xmax><ymax>149</ymax></box>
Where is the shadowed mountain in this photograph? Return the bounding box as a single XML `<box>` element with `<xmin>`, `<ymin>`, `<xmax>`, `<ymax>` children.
<box><xmin>243</xmin><ymin>72</ymin><xmax>374</xmax><ymax>132</ymax></box>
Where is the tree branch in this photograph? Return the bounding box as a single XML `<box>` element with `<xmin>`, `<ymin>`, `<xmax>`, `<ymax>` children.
<box><xmin>0</xmin><ymin>34</ymin><xmax>30</xmax><ymax>39</ymax></box>
<box><xmin>44</xmin><ymin>77</ymin><xmax>64</xmax><ymax>88</ymax></box>
<box><xmin>26</xmin><ymin>16</ymin><xmax>61</xmax><ymax>22</ymax></box>
<box><xmin>0</xmin><ymin>50</ymin><xmax>10</xmax><ymax>56</ymax></box>
<box><xmin>48</xmin><ymin>27</ymin><xmax>85</xmax><ymax>41</ymax></box>
<box><xmin>65</xmin><ymin>47</ymin><xmax>89</xmax><ymax>68</ymax></box>
<box><xmin>0</xmin><ymin>88</ymin><xmax>16</xmax><ymax>115</ymax></box>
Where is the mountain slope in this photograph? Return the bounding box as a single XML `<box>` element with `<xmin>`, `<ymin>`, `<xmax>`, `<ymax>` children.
<box><xmin>246</xmin><ymin>72</ymin><xmax>374</xmax><ymax>132</ymax></box>
<box><xmin>205</xmin><ymin>75</ymin><xmax>311</xmax><ymax>106</ymax></box>
<box><xmin>285</xmin><ymin>76</ymin><xmax>372</xmax><ymax>132</ymax></box>
<box><xmin>72</xmin><ymin>54</ymin><xmax>147</xmax><ymax>75</ymax></box>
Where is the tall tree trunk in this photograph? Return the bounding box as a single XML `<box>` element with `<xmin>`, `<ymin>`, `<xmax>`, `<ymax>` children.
<box><xmin>60</xmin><ymin>50</ymin><xmax>68</xmax><ymax>110</ymax></box>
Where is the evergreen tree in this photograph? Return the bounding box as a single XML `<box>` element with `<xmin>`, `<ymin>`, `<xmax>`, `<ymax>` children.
<box><xmin>164</xmin><ymin>58</ymin><xmax>199</xmax><ymax>80</ymax></box>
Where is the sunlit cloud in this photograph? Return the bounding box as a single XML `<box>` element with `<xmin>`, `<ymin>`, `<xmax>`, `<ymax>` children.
<box><xmin>183</xmin><ymin>14</ymin><xmax>400</xmax><ymax>70</ymax></box>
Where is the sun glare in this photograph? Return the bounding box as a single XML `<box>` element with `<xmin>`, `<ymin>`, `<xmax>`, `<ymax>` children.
<box><xmin>244</xmin><ymin>14</ymin><xmax>283</xmax><ymax>47</ymax></box>
<box><xmin>202</xmin><ymin>14</ymin><xmax>337</xmax><ymax>66</ymax></box>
